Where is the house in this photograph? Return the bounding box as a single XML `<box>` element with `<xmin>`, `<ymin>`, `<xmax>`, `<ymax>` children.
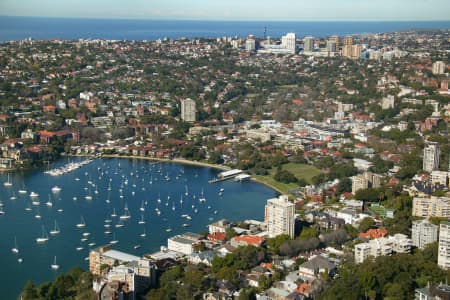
<box><xmin>202</xmin><ymin>292</ymin><xmax>226</xmax><ymax>300</ymax></box>
<box><xmin>207</xmin><ymin>232</ymin><xmax>226</xmax><ymax>243</ymax></box>
<box><xmin>188</xmin><ymin>251</ymin><xmax>217</xmax><ymax>266</ymax></box>
<box><xmin>208</xmin><ymin>219</ymin><xmax>231</xmax><ymax>234</ymax></box>
<box><xmin>217</xmin><ymin>244</ymin><xmax>236</xmax><ymax>257</ymax></box>
<box><xmin>267</xmin><ymin>287</ymin><xmax>291</xmax><ymax>300</ymax></box>
<box><xmin>415</xmin><ymin>283</ymin><xmax>450</xmax><ymax>300</ymax></box>
<box><xmin>317</xmin><ymin>214</ymin><xmax>345</xmax><ymax>231</ymax></box>
<box><xmin>298</xmin><ymin>256</ymin><xmax>336</xmax><ymax>280</ymax></box>
<box><xmin>230</xmin><ymin>235</ymin><xmax>265</xmax><ymax>247</ymax></box>
<box><xmin>359</xmin><ymin>228</ymin><xmax>388</xmax><ymax>239</ymax></box>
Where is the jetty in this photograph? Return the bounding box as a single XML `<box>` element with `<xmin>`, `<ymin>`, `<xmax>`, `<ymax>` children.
<box><xmin>208</xmin><ymin>169</ymin><xmax>243</xmax><ymax>183</ymax></box>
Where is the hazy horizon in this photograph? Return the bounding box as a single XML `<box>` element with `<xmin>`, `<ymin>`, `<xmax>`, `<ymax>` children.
<box><xmin>1</xmin><ymin>0</ymin><xmax>449</xmax><ymax>22</ymax></box>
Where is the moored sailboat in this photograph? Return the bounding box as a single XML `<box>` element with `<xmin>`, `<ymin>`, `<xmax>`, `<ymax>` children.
<box><xmin>50</xmin><ymin>256</ymin><xmax>59</xmax><ymax>270</ymax></box>
<box><xmin>50</xmin><ymin>220</ymin><xmax>61</xmax><ymax>235</ymax></box>
<box><xmin>36</xmin><ymin>226</ymin><xmax>49</xmax><ymax>243</ymax></box>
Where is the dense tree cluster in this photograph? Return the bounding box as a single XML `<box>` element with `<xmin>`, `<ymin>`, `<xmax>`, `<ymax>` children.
<box><xmin>319</xmin><ymin>243</ymin><xmax>450</xmax><ymax>300</ymax></box>
<box><xmin>19</xmin><ymin>268</ymin><xmax>95</xmax><ymax>300</ymax></box>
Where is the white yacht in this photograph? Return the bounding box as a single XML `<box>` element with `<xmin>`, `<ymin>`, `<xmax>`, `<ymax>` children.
<box><xmin>51</xmin><ymin>186</ymin><xmax>61</xmax><ymax>193</ymax></box>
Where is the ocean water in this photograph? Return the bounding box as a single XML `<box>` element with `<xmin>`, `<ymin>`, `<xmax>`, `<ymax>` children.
<box><xmin>0</xmin><ymin>157</ymin><xmax>276</xmax><ymax>299</ymax></box>
<box><xmin>0</xmin><ymin>16</ymin><xmax>449</xmax><ymax>41</ymax></box>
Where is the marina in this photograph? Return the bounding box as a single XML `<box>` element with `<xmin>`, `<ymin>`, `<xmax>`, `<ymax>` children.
<box><xmin>0</xmin><ymin>157</ymin><xmax>276</xmax><ymax>299</ymax></box>
<box><xmin>44</xmin><ymin>158</ymin><xmax>94</xmax><ymax>176</ymax></box>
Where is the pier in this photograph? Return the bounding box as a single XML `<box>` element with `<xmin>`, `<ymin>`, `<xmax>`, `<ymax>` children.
<box><xmin>208</xmin><ymin>169</ymin><xmax>243</xmax><ymax>183</ymax></box>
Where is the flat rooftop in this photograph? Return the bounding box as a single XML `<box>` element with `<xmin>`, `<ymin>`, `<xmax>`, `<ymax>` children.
<box><xmin>103</xmin><ymin>249</ymin><xmax>140</xmax><ymax>262</ymax></box>
<box><xmin>148</xmin><ymin>250</ymin><xmax>183</xmax><ymax>261</ymax></box>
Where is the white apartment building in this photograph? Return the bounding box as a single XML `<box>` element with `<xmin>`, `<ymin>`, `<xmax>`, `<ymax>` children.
<box><xmin>423</xmin><ymin>142</ymin><xmax>440</xmax><ymax>172</ymax></box>
<box><xmin>245</xmin><ymin>36</ymin><xmax>256</xmax><ymax>52</ymax></box>
<box><xmin>438</xmin><ymin>221</ymin><xmax>450</xmax><ymax>270</ymax></box>
<box><xmin>412</xmin><ymin>219</ymin><xmax>438</xmax><ymax>250</ymax></box>
<box><xmin>265</xmin><ymin>195</ymin><xmax>295</xmax><ymax>238</ymax></box>
<box><xmin>351</xmin><ymin>172</ymin><xmax>383</xmax><ymax>194</ymax></box>
<box><xmin>431</xmin><ymin>170</ymin><xmax>449</xmax><ymax>187</ymax></box>
<box><xmin>432</xmin><ymin>61</ymin><xmax>446</xmax><ymax>75</ymax></box>
<box><xmin>412</xmin><ymin>196</ymin><xmax>450</xmax><ymax>218</ymax></box>
<box><xmin>208</xmin><ymin>219</ymin><xmax>231</xmax><ymax>234</ymax></box>
<box><xmin>167</xmin><ymin>235</ymin><xmax>199</xmax><ymax>255</ymax></box>
<box><xmin>381</xmin><ymin>95</ymin><xmax>395</xmax><ymax>110</ymax></box>
<box><xmin>180</xmin><ymin>98</ymin><xmax>196</xmax><ymax>122</ymax></box>
<box><xmin>354</xmin><ymin>234</ymin><xmax>412</xmax><ymax>263</ymax></box>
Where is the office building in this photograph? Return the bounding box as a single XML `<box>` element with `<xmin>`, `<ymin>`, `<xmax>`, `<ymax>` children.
<box><xmin>245</xmin><ymin>35</ymin><xmax>256</xmax><ymax>52</ymax></box>
<box><xmin>412</xmin><ymin>196</ymin><xmax>450</xmax><ymax>218</ymax></box>
<box><xmin>432</xmin><ymin>61</ymin><xmax>446</xmax><ymax>75</ymax></box>
<box><xmin>329</xmin><ymin>35</ymin><xmax>339</xmax><ymax>48</ymax></box>
<box><xmin>438</xmin><ymin>221</ymin><xmax>450</xmax><ymax>269</ymax></box>
<box><xmin>281</xmin><ymin>32</ymin><xmax>297</xmax><ymax>54</ymax></box>
<box><xmin>423</xmin><ymin>142</ymin><xmax>440</xmax><ymax>172</ymax></box>
<box><xmin>265</xmin><ymin>195</ymin><xmax>295</xmax><ymax>238</ymax></box>
<box><xmin>326</xmin><ymin>40</ymin><xmax>337</xmax><ymax>53</ymax></box>
<box><xmin>412</xmin><ymin>219</ymin><xmax>438</xmax><ymax>250</ymax></box>
<box><xmin>342</xmin><ymin>36</ymin><xmax>353</xmax><ymax>58</ymax></box>
<box><xmin>342</xmin><ymin>36</ymin><xmax>353</xmax><ymax>47</ymax></box>
<box><xmin>181</xmin><ymin>98</ymin><xmax>196</xmax><ymax>122</ymax></box>
<box><xmin>303</xmin><ymin>36</ymin><xmax>314</xmax><ymax>52</ymax></box>
<box><xmin>351</xmin><ymin>44</ymin><xmax>362</xmax><ymax>60</ymax></box>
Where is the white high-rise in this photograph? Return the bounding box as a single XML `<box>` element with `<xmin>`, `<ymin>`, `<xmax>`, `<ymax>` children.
<box><xmin>245</xmin><ymin>35</ymin><xmax>256</xmax><ymax>52</ymax></box>
<box><xmin>412</xmin><ymin>219</ymin><xmax>438</xmax><ymax>250</ymax></box>
<box><xmin>265</xmin><ymin>195</ymin><xmax>295</xmax><ymax>238</ymax></box>
<box><xmin>281</xmin><ymin>33</ymin><xmax>297</xmax><ymax>54</ymax></box>
<box><xmin>438</xmin><ymin>221</ymin><xmax>450</xmax><ymax>269</ymax></box>
<box><xmin>433</xmin><ymin>61</ymin><xmax>446</xmax><ymax>75</ymax></box>
<box><xmin>181</xmin><ymin>98</ymin><xmax>196</xmax><ymax>122</ymax></box>
<box><xmin>423</xmin><ymin>142</ymin><xmax>440</xmax><ymax>172</ymax></box>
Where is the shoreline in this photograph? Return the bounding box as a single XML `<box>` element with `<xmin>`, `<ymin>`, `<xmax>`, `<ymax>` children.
<box><xmin>67</xmin><ymin>154</ymin><xmax>283</xmax><ymax>195</ymax></box>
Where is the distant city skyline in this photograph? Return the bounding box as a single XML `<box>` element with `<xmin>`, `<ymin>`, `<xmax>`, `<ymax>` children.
<box><xmin>1</xmin><ymin>0</ymin><xmax>449</xmax><ymax>21</ymax></box>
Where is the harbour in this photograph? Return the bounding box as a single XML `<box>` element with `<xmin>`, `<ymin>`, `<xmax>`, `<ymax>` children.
<box><xmin>0</xmin><ymin>157</ymin><xmax>276</xmax><ymax>299</ymax></box>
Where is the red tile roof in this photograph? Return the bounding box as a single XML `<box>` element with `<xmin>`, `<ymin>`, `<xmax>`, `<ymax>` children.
<box><xmin>359</xmin><ymin>228</ymin><xmax>388</xmax><ymax>239</ymax></box>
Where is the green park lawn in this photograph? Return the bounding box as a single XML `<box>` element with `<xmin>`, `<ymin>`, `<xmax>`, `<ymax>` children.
<box><xmin>254</xmin><ymin>163</ymin><xmax>322</xmax><ymax>196</ymax></box>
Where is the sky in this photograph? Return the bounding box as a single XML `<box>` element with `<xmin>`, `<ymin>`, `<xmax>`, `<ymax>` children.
<box><xmin>1</xmin><ymin>0</ymin><xmax>449</xmax><ymax>21</ymax></box>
